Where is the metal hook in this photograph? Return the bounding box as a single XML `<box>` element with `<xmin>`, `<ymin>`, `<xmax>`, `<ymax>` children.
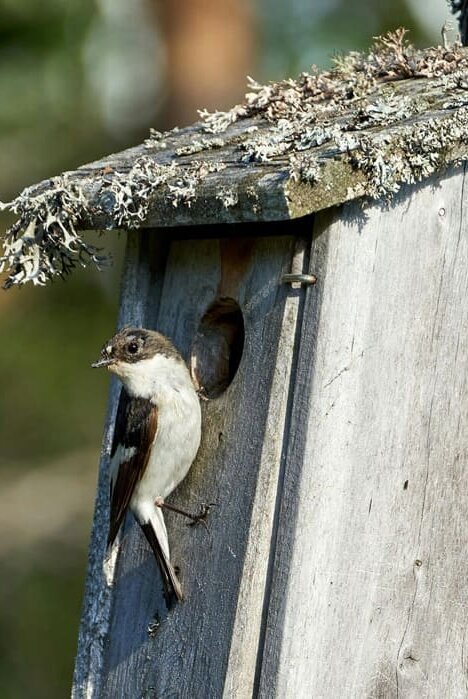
<box><xmin>281</xmin><ymin>273</ymin><xmax>317</xmax><ymax>286</ymax></box>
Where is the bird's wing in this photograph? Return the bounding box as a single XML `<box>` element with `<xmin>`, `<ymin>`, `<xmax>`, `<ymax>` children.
<box><xmin>108</xmin><ymin>387</ymin><xmax>158</xmax><ymax>547</ymax></box>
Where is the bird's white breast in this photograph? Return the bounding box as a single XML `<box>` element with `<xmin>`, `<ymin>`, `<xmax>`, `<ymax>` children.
<box><xmin>114</xmin><ymin>353</ymin><xmax>202</xmax><ymax>521</ymax></box>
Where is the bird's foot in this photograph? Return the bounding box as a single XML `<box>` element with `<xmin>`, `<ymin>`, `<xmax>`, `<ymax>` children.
<box><xmin>187</xmin><ymin>503</ymin><xmax>216</xmax><ymax>529</ymax></box>
<box><xmin>155</xmin><ymin>498</ymin><xmax>216</xmax><ymax>531</ymax></box>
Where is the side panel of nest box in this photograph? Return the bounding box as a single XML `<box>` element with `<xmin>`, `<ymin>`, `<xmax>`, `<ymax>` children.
<box><xmin>257</xmin><ymin>166</ymin><xmax>468</xmax><ymax>698</ymax></box>
<box><xmin>73</xmin><ymin>228</ymin><xmax>313</xmax><ymax>698</ymax></box>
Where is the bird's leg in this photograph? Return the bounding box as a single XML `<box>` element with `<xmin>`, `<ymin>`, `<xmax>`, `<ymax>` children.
<box><xmin>155</xmin><ymin>496</ymin><xmax>215</xmax><ymax>529</ymax></box>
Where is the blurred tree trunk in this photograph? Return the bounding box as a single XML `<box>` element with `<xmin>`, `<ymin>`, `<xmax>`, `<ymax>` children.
<box><xmin>155</xmin><ymin>0</ymin><xmax>256</xmax><ymax>127</ymax></box>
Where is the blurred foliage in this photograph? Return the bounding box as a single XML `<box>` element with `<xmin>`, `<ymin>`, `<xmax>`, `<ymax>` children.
<box><xmin>0</xmin><ymin>268</ymin><xmax>117</xmax><ymax>465</ymax></box>
<box><xmin>0</xmin><ymin>0</ymin><xmax>159</xmax><ymax>198</ymax></box>
<box><xmin>0</xmin><ymin>0</ymin><xmax>448</xmax><ymax>697</ymax></box>
<box><xmin>1</xmin><ymin>562</ymin><xmax>86</xmax><ymax>699</ymax></box>
<box><xmin>0</xmin><ymin>0</ymin><xmax>99</xmax><ymax>196</ymax></box>
<box><xmin>259</xmin><ymin>0</ymin><xmax>438</xmax><ymax>77</ymax></box>
<box><xmin>0</xmin><ymin>2</ymin><xmax>137</xmax><ymax>697</ymax></box>
<box><xmin>0</xmin><ymin>264</ymin><xmax>121</xmax><ymax>698</ymax></box>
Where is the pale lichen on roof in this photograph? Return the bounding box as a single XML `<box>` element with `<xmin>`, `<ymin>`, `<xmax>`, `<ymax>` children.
<box><xmin>3</xmin><ymin>29</ymin><xmax>468</xmax><ymax>287</ymax></box>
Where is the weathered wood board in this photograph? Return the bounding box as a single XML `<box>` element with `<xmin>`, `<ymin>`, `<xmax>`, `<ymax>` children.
<box><xmin>74</xmin><ymin>163</ymin><xmax>468</xmax><ymax>698</ymax></box>
<box><xmin>13</xmin><ymin>51</ymin><xmax>468</xmax><ymax>232</ymax></box>
<box><xmin>257</xmin><ymin>165</ymin><xmax>468</xmax><ymax>697</ymax></box>
<box><xmin>72</xmin><ymin>231</ymin><xmax>170</xmax><ymax>698</ymax></box>
<box><xmin>73</xmin><ymin>230</ymin><xmax>310</xmax><ymax>697</ymax></box>
<box><xmin>6</xmin><ymin>39</ymin><xmax>468</xmax><ymax>290</ymax></box>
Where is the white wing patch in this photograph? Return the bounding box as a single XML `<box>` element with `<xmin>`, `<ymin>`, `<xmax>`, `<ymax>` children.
<box><xmin>109</xmin><ymin>444</ymin><xmax>137</xmax><ymax>491</ymax></box>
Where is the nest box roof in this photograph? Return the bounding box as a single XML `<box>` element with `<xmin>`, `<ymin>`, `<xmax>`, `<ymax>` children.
<box><xmin>3</xmin><ymin>29</ymin><xmax>468</xmax><ymax>287</ymax></box>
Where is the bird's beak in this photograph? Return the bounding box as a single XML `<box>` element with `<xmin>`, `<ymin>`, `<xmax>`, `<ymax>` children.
<box><xmin>91</xmin><ymin>356</ymin><xmax>114</xmax><ymax>369</ymax></box>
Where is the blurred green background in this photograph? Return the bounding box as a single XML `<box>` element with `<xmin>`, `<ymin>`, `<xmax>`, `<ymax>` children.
<box><xmin>0</xmin><ymin>0</ymin><xmax>450</xmax><ymax>696</ymax></box>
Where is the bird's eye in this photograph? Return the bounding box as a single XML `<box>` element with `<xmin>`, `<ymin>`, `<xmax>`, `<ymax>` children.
<box><xmin>127</xmin><ymin>341</ymin><xmax>139</xmax><ymax>354</ymax></box>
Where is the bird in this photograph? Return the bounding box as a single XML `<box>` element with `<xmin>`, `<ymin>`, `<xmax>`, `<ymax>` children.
<box><xmin>92</xmin><ymin>327</ymin><xmax>202</xmax><ymax>606</ymax></box>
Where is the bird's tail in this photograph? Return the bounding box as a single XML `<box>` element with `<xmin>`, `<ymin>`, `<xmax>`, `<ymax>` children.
<box><xmin>140</xmin><ymin>508</ymin><xmax>183</xmax><ymax>607</ymax></box>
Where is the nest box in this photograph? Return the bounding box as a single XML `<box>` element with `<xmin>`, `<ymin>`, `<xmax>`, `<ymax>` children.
<box><xmin>3</xmin><ymin>32</ymin><xmax>468</xmax><ymax>698</ymax></box>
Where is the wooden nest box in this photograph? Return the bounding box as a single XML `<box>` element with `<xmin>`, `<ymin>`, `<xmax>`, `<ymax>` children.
<box><xmin>3</xmin><ymin>31</ymin><xmax>468</xmax><ymax>698</ymax></box>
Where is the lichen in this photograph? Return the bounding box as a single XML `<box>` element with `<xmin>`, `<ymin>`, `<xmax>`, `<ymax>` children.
<box><xmin>101</xmin><ymin>157</ymin><xmax>179</xmax><ymax>227</ymax></box>
<box><xmin>346</xmin><ymin>107</ymin><xmax>468</xmax><ymax>198</ymax></box>
<box><xmin>216</xmin><ymin>186</ymin><xmax>239</xmax><ymax>208</ymax></box>
<box><xmin>0</xmin><ymin>156</ymin><xmax>225</xmax><ymax>286</ymax></box>
<box><xmin>0</xmin><ymin>178</ymin><xmax>107</xmax><ymax>288</ymax></box>
<box><xmin>198</xmin><ymin>28</ymin><xmax>468</xmax><ymax>200</ymax></box>
<box><xmin>198</xmin><ymin>104</ymin><xmax>248</xmax><ymax>134</ymax></box>
<box><xmin>289</xmin><ymin>152</ymin><xmax>322</xmax><ymax>184</ymax></box>
<box><xmin>240</xmin><ymin>132</ymin><xmax>291</xmax><ymax>163</ymax></box>
<box><xmin>175</xmin><ymin>137</ymin><xmax>224</xmax><ymax>156</ymax></box>
<box><xmin>199</xmin><ymin>29</ymin><xmax>468</xmax><ymax>134</ymax></box>
<box><xmin>4</xmin><ymin>28</ymin><xmax>468</xmax><ymax>287</ymax></box>
<box><xmin>167</xmin><ymin>160</ymin><xmax>226</xmax><ymax>207</ymax></box>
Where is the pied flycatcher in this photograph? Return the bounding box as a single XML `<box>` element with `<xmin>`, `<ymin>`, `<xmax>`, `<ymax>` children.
<box><xmin>92</xmin><ymin>327</ymin><xmax>202</xmax><ymax>605</ymax></box>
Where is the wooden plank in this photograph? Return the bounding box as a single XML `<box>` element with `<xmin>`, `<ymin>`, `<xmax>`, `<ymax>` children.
<box><xmin>6</xmin><ymin>41</ymin><xmax>468</xmax><ymax>289</ymax></box>
<box><xmin>72</xmin><ymin>231</ymin><xmax>169</xmax><ymax>699</ymax></box>
<box><xmin>6</xmin><ymin>49</ymin><xmax>468</xmax><ymax>234</ymax></box>
<box><xmin>256</xmin><ymin>164</ymin><xmax>468</xmax><ymax>697</ymax></box>
<box><xmin>13</xmin><ymin>102</ymin><xmax>468</xmax><ymax>234</ymax></box>
<box><xmin>75</xmin><ymin>232</ymin><xmax>309</xmax><ymax>697</ymax></box>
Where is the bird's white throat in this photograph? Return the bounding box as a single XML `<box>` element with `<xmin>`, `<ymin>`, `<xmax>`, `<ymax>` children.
<box><xmin>110</xmin><ymin>353</ymin><xmax>194</xmax><ymax>403</ymax></box>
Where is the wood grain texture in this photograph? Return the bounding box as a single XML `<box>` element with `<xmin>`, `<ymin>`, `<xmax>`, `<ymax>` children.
<box><xmin>74</xmin><ymin>164</ymin><xmax>468</xmax><ymax>698</ymax></box>
<box><xmin>15</xmin><ymin>57</ymin><xmax>468</xmax><ymax>232</ymax></box>
<box><xmin>72</xmin><ymin>231</ymin><xmax>169</xmax><ymax>699</ymax></box>
<box><xmin>74</xmin><ymin>232</ymin><xmax>309</xmax><ymax>697</ymax></box>
<box><xmin>257</xmin><ymin>165</ymin><xmax>468</xmax><ymax>697</ymax></box>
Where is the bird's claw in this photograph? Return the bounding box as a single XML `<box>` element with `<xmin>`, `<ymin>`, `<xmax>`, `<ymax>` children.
<box><xmin>187</xmin><ymin>503</ymin><xmax>217</xmax><ymax>529</ymax></box>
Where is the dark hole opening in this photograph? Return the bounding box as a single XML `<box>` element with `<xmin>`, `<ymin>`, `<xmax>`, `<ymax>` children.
<box><xmin>191</xmin><ymin>297</ymin><xmax>244</xmax><ymax>399</ymax></box>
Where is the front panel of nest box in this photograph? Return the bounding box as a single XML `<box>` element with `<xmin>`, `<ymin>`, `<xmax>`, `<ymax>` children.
<box><xmin>102</xmin><ymin>233</ymin><xmax>306</xmax><ymax>697</ymax></box>
<box><xmin>157</xmin><ymin>235</ymin><xmax>296</xmax><ymax>542</ymax></box>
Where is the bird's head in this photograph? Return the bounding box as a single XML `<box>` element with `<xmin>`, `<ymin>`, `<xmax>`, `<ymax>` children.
<box><xmin>92</xmin><ymin>327</ymin><xmax>184</xmax><ymax>384</ymax></box>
